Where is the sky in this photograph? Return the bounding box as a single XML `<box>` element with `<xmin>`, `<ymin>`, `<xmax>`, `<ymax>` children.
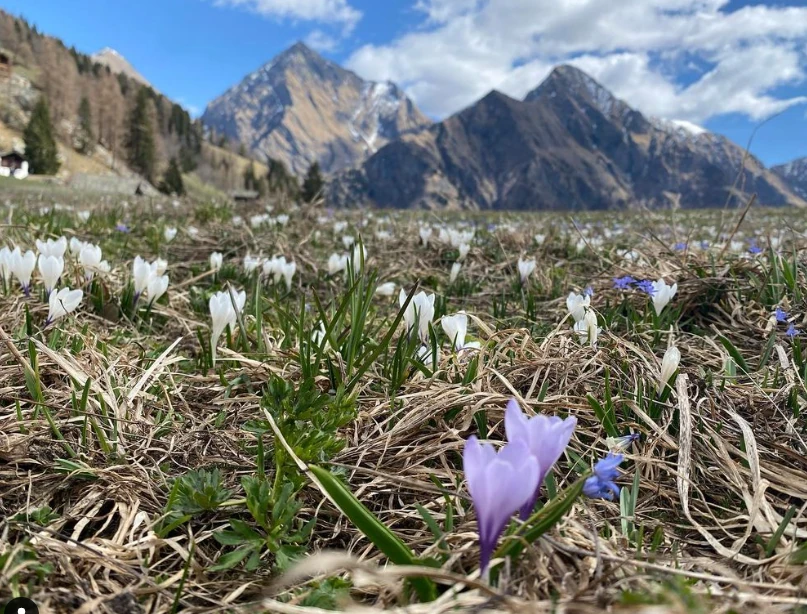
<box><xmin>1</xmin><ymin>0</ymin><xmax>806</xmax><ymax>166</ymax></box>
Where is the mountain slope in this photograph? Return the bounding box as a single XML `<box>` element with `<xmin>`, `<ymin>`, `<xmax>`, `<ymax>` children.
<box><xmin>91</xmin><ymin>48</ymin><xmax>152</xmax><ymax>88</ymax></box>
<box><xmin>330</xmin><ymin>65</ymin><xmax>804</xmax><ymax>210</ymax></box>
<box><xmin>772</xmin><ymin>157</ymin><xmax>807</xmax><ymax>199</ymax></box>
<box><xmin>201</xmin><ymin>42</ymin><xmax>432</xmax><ymax>175</ymax></box>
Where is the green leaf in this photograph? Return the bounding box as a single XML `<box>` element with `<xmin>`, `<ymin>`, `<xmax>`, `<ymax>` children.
<box><xmin>717</xmin><ymin>334</ymin><xmax>750</xmax><ymax>375</ymax></box>
<box><xmin>495</xmin><ymin>475</ymin><xmax>587</xmax><ymax>564</ymax></box>
<box><xmin>309</xmin><ymin>464</ymin><xmax>437</xmax><ymax>602</ymax></box>
<box><xmin>210</xmin><ymin>546</ymin><xmax>254</xmax><ymax>571</ymax></box>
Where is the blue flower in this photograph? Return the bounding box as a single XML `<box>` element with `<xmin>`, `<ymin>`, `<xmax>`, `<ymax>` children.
<box><xmin>673</xmin><ymin>242</ymin><xmax>686</xmax><ymax>251</ymax></box>
<box><xmin>635</xmin><ymin>279</ymin><xmax>656</xmax><ymax>295</ymax></box>
<box><xmin>584</xmin><ymin>285</ymin><xmax>594</xmax><ymax>297</ymax></box>
<box><xmin>786</xmin><ymin>323</ymin><xmax>800</xmax><ymax>338</ymax></box>
<box><xmin>748</xmin><ymin>242</ymin><xmax>763</xmax><ymax>255</ymax></box>
<box><xmin>613</xmin><ymin>275</ymin><xmax>636</xmax><ymax>290</ymax></box>
<box><xmin>116</xmin><ymin>223</ymin><xmax>130</xmax><ymax>233</ymax></box>
<box><xmin>700</xmin><ymin>241</ymin><xmax>709</xmax><ymax>249</ymax></box>
<box><xmin>583</xmin><ymin>453</ymin><xmax>624</xmax><ymax>500</ymax></box>
<box><xmin>775</xmin><ymin>307</ymin><xmax>788</xmax><ymax>323</ymax></box>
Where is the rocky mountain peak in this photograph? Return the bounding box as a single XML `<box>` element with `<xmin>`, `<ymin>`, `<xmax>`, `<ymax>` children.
<box><xmin>772</xmin><ymin>156</ymin><xmax>807</xmax><ymax>199</ymax></box>
<box><xmin>526</xmin><ymin>64</ymin><xmax>631</xmax><ymax>121</ymax></box>
<box><xmin>91</xmin><ymin>47</ymin><xmax>151</xmax><ymax>88</ymax></box>
<box><xmin>202</xmin><ymin>43</ymin><xmax>431</xmax><ymax>175</ymax></box>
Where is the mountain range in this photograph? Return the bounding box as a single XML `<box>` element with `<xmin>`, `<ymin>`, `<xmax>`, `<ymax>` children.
<box><xmin>201</xmin><ymin>43</ymin><xmax>804</xmax><ymax>210</ymax></box>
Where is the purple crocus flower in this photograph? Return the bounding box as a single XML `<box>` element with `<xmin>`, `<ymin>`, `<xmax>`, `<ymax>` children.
<box><xmin>700</xmin><ymin>240</ymin><xmax>710</xmax><ymax>250</ymax></box>
<box><xmin>775</xmin><ymin>307</ymin><xmax>788</xmax><ymax>323</ymax></box>
<box><xmin>584</xmin><ymin>285</ymin><xmax>594</xmax><ymax>297</ymax></box>
<box><xmin>583</xmin><ymin>453</ymin><xmax>624</xmax><ymax>500</ymax></box>
<box><xmin>116</xmin><ymin>223</ymin><xmax>130</xmax><ymax>233</ymax></box>
<box><xmin>504</xmin><ymin>399</ymin><xmax>576</xmax><ymax>520</ymax></box>
<box><xmin>748</xmin><ymin>242</ymin><xmax>762</xmax><ymax>255</ymax></box>
<box><xmin>673</xmin><ymin>242</ymin><xmax>686</xmax><ymax>251</ymax></box>
<box><xmin>635</xmin><ymin>279</ymin><xmax>656</xmax><ymax>295</ymax></box>
<box><xmin>613</xmin><ymin>275</ymin><xmax>636</xmax><ymax>290</ymax></box>
<box><xmin>463</xmin><ymin>436</ymin><xmax>539</xmax><ymax>575</ymax></box>
<box><xmin>786</xmin><ymin>323</ymin><xmax>800</xmax><ymax>338</ymax></box>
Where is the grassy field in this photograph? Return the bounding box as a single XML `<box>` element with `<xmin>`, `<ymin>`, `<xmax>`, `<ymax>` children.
<box><xmin>1</xmin><ymin>186</ymin><xmax>806</xmax><ymax>613</ymax></box>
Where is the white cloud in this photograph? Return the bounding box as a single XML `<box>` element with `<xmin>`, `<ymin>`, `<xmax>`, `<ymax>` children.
<box><xmin>347</xmin><ymin>0</ymin><xmax>807</xmax><ymax>123</ymax></box>
<box><xmin>213</xmin><ymin>0</ymin><xmax>361</xmax><ymax>31</ymax></box>
<box><xmin>305</xmin><ymin>29</ymin><xmax>340</xmax><ymax>52</ymax></box>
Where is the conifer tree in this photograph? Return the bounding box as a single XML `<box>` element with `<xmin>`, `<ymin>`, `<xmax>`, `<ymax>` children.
<box><xmin>23</xmin><ymin>97</ymin><xmax>60</xmax><ymax>175</ymax></box>
<box><xmin>301</xmin><ymin>161</ymin><xmax>324</xmax><ymax>203</ymax></box>
<box><xmin>125</xmin><ymin>88</ymin><xmax>156</xmax><ymax>182</ymax></box>
<box><xmin>159</xmin><ymin>157</ymin><xmax>185</xmax><ymax>196</ymax></box>
<box><xmin>243</xmin><ymin>161</ymin><xmax>257</xmax><ymax>190</ymax></box>
<box><xmin>76</xmin><ymin>96</ymin><xmax>95</xmax><ymax>155</ymax></box>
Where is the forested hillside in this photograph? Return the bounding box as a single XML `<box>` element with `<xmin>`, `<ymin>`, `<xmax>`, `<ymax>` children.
<box><xmin>0</xmin><ymin>9</ymin><xmax>297</xmax><ymax>195</ymax></box>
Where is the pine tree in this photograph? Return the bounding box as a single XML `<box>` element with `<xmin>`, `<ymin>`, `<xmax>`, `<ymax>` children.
<box><xmin>23</xmin><ymin>97</ymin><xmax>60</xmax><ymax>175</ymax></box>
<box><xmin>75</xmin><ymin>96</ymin><xmax>95</xmax><ymax>155</ymax></box>
<box><xmin>125</xmin><ymin>88</ymin><xmax>156</xmax><ymax>182</ymax></box>
<box><xmin>159</xmin><ymin>157</ymin><xmax>185</xmax><ymax>196</ymax></box>
<box><xmin>243</xmin><ymin>161</ymin><xmax>257</xmax><ymax>191</ymax></box>
<box><xmin>301</xmin><ymin>161</ymin><xmax>324</xmax><ymax>203</ymax></box>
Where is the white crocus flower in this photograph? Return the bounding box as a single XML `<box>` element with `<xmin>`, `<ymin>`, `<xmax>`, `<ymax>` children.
<box><xmin>77</xmin><ymin>210</ymin><xmax>91</xmax><ymax>222</ymax></box>
<box><xmin>441</xmin><ymin>312</ymin><xmax>481</xmax><ymax>352</ymax></box>
<box><xmin>399</xmin><ymin>289</ymin><xmax>435</xmax><ymax>343</ymax></box>
<box><xmin>151</xmin><ymin>258</ymin><xmax>168</xmax><ymax>276</ymax></box>
<box><xmin>79</xmin><ymin>244</ymin><xmax>103</xmax><ymax>280</ymax></box>
<box><xmin>69</xmin><ymin>237</ymin><xmax>87</xmax><ymax>256</ymax></box>
<box><xmin>341</xmin><ymin>235</ymin><xmax>355</xmax><ymax>249</ymax></box>
<box><xmin>280</xmin><ymin>260</ymin><xmax>296</xmax><ymax>291</ymax></box>
<box><xmin>657</xmin><ymin>346</ymin><xmax>681</xmax><ymax>394</ymax></box>
<box><xmin>450</xmin><ymin>261</ymin><xmax>462</xmax><ymax>283</ymax></box>
<box><xmin>164</xmin><ymin>227</ymin><xmax>177</xmax><ymax>242</ymax></box>
<box><xmin>209</xmin><ymin>252</ymin><xmax>223</xmax><ymax>272</ymax></box>
<box><xmin>187</xmin><ymin>226</ymin><xmax>199</xmax><ymax>238</ymax></box>
<box><xmin>517</xmin><ymin>258</ymin><xmax>536</xmax><ymax>284</ymax></box>
<box><xmin>147</xmin><ymin>274</ymin><xmax>169</xmax><ymax>305</ymax></box>
<box><xmin>132</xmin><ymin>256</ymin><xmax>154</xmax><ymax>299</ymax></box>
<box><xmin>243</xmin><ymin>255</ymin><xmax>262</xmax><ymax>273</ymax></box>
<box><xmin>416</xmin><ymin>344</ymin><xmax>440</xmax><ymax>367</ymax></box>
<box><xmin>457</xmin><ymin>243</ymin><xmax>470</xmax><ymax>261</ymax></box>
<box><xmin>375</xmin><ymin>230</ymin><xmax>391</xmax><ymax>241</ymax></box>
<box><xmin>46</xmin><ymin>287</ymin><xmax>83</xmax><ymax>325</ymax></box>
<box><xmin>37</xmin><ymin>255</ymin><xmax>64</xmax><ymax>295</ymax></box>
<box><xmin>333</xmin><ymin>221</ymin><xmax>348</xmax><ymax>234</ymax></box>
<box><xmin>36</xmin><ymin>237</ymin><xmax>67</xmax><ymax>259</ymax></box>
<box><xmin>0</xmin><ymin>246</ymin><xmax>11</xmax><ymax>282</ymax></box>
<box><xmin>349</xmin><ymin>245</ymin><xmax>367</xmax><ymax>275</ymax></box>
<box><xmin>574</xmin><ymin>310</ymin><xmax>600</xmax><ymax>346</ymax></box>
<box><xmin>209</xmin><ymin>288</ymin><xmax>246</xmax><ymax>366</ymax></box>
<box><xmin>419</xmin><ymin>227</ymin><xmax>433</xmax><ymax>247</ymax></box>
<box><xmin>534</xmin><ymin>233</ymin><xmax>546</xmax><ymax>245</ymax></box>
<box><xmin>566</xmin><ymin>291</ymin><xmax>590</xmax><ymax>323</ymax></box>
<box><xmin>651</xmin><ymin>279</ymin><xmax>678</xmax><ymax>315</ymax></box>
<box><xmin>375</xmin><ymin>282</ymin><xmax>396</xmax><ymax>297</ymax></box>
<box><xmin>327</xmin><ymin>253</ymin><xmax>348</xmax><ymax>275</ymax></box>
<box><xmin>276</xmin><ymin>214</ymin><xmax>289</xmax><ymax>226</ymax></box>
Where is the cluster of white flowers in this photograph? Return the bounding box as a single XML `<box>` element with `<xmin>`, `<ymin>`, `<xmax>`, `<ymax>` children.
<box><xmin>132</xmin><ymin>256</ymin><xmax>170</xmax><ymax>305</ymax></box>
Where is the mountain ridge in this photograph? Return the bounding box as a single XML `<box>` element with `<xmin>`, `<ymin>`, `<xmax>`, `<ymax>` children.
<box><xmin>328</xmin><ymin>64</ymin><xmax>804</xmax><ymax>210</ymax></box>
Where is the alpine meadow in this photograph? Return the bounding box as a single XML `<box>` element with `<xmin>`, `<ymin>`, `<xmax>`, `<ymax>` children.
<box><xmin>2</xmin><ymin>3</ymin><xmax>807</xmax><ymax>614</ymax></box>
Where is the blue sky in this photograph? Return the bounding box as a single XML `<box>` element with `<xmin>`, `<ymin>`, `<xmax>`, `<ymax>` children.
<box><xmin>1</xmin><ymin>0</ymin><xmax>805</xmax><ymax>166</ymax></box>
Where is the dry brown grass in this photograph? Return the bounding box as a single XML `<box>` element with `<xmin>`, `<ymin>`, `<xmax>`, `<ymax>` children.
<box><xmin>1</xmin><ymin>192</ymin><xmax>806</xmax><ymax>613</ymax></box>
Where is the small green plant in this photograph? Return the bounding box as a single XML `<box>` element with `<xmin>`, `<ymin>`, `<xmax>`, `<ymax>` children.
<box><xmin>212</xmin><ymin>478</ymin><xmax>313</xmax><ymax>572</ymax></box>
